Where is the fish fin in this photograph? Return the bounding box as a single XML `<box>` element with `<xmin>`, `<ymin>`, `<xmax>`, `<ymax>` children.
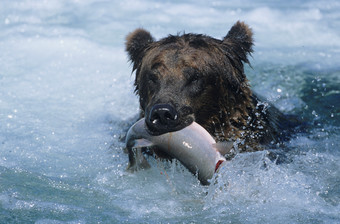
<box><xmin>127</xmin><ymin>147</ymin><xmax>151</xmax><ymax>172</ymax></box>
<box><xmin>127</xmin><ymin>159</ymin><xmax>151</xmax><ymax>172</ymax></box>
<box><xmin>213</xmin><ymin>141</ymin><xmax>233</xmax><ymax>156</ymax></box>
<box><xmin>132</xmin><ymin>138</ymin><xmax>154</xmax><ymax>148</ymax></box>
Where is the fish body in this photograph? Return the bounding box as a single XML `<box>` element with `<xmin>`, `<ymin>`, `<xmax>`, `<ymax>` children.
<box><xmin>125</xmin><ymin>118</ymin><xmax>231</xmax><ymax>185</ymax></box>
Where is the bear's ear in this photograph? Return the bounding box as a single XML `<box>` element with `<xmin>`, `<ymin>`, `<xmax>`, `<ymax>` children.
<box><xmin>223</xmin><ymin>21</ymin><xmax>254</xmax><ymax>64</ymax></box>
<box><xmin>125</xmin><ymin>28</ymin><xmax>154</xmax><ymax>71</ymax></box>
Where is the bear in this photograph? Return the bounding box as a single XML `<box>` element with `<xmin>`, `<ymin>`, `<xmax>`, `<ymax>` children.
<box><xmin>125</xmin><ymin>21</ymin><xmax>295</xmax><ymax>159</ymax></box>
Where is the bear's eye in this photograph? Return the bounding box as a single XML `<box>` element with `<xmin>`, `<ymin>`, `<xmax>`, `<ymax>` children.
<box><xmin>147</xmin><ymin>73</ymin><xmax>159</xmax><ymax>86</ymax></box>
<box><xmin>187</xmin><ymin>74</ymin><xmax>199</xmax><ymax>85</ymax></box>
<box><xmin>186</xmin><ymin>73</ymin><xmax>203</xmax><ymax>95</ymax></box>
<box><xmin>144</xmin><ymin>73</ymin><xmax>160</xmax><ymax>96</ymax></box>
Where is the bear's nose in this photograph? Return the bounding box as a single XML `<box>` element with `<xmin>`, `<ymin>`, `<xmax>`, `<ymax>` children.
<box><xmin>146</xmin><ymin>103</ymin><xmax>179</xmax><ymax>135</ymax></box>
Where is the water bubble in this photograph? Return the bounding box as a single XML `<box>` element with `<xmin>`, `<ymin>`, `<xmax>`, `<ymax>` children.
<box><xmin>312</xmin><ymin>110</ymin><xmax>318</xmax><ymax>117</ymax></box>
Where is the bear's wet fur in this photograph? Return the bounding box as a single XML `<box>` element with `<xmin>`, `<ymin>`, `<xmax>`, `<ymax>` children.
<box><xmin>125</xmin><ymin>21</ymin><xmax>296</xmax><ymax>157</ymax></box>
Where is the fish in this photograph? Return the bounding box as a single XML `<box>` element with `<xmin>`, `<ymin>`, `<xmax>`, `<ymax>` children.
<box><xmin>125</xmin><ymin>118</ymin><xmax>233</xmax><ymax>185</ymax></box>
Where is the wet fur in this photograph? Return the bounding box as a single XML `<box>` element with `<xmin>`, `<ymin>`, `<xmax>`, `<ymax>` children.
<box><xmin>125</xmin><ymin>21</ymin><xmax>294</xmax><ymax>155</ymax></box>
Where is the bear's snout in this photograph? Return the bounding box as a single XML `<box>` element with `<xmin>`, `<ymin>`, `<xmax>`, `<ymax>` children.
<box><xmin>146</xmin><ymin>103</ymin><xmax>180</xmax><ymax>135</ymax></box>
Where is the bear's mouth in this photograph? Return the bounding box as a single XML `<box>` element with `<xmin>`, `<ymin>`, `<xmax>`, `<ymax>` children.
<box><xmin>144</xmin><ymin>103</ymin><xmax>195</xmax><ymax>136</ymax></box>
<box><xmin>145</xmin><ymin>116</ymin><xmax>194</xmax><ymax>136</ymax></box>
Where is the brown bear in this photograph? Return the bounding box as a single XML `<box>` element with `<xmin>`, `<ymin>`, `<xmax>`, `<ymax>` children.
<box><xmin>125</xmin><ymin>21</ymin><xmax>293</xmax><ymax>159</ymax></box>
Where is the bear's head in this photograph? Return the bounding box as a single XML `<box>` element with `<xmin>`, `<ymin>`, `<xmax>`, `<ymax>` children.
<box><xmin>126</xmin><ymin>21</ymin><xmax>254</xmax><ymax>136</ymax></box>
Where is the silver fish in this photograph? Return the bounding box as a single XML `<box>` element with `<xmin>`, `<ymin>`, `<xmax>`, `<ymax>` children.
<box><xmin>125</xmin><ymin>118</ymin><xmax>233</xmax><ymax>185</ymax></box>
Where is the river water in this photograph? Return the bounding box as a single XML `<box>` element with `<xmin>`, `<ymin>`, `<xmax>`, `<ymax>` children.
<box><xmin>0</xmin><ymin>0</ymin><xmax>339</xmax><ymax>223</ymax></box>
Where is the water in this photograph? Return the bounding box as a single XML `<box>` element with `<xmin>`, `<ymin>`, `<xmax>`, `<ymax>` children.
<box><xmin>0</xmin><ymin>0</ymin><xmax>339</xmax><ymax>223</ymax></box>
